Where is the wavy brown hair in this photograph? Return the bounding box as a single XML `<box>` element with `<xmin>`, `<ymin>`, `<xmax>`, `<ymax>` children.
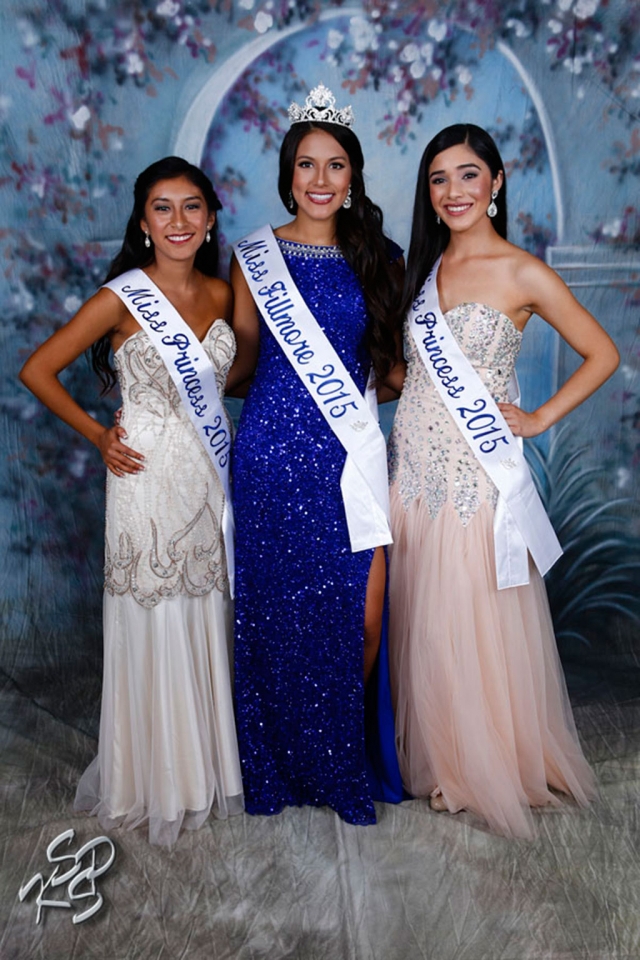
<box><xmin>92</xmin><ymin>157</ymin><xmax>223</xmax><ymax>393</ymax></box>
<box><xmin>278</xmin><ymin>121</ymin><xmax>402</xmax><ymax>379</ymax></box>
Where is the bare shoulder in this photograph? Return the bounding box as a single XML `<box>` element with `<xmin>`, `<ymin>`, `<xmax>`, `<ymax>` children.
<box><xmin>510</xmin><ymin>246</ymin><xmax>566</xmax><ymax>303</ymax></box>
<box><xmin>202</xmin><ymin>275</ymin><xmax>233</xmax><ymax>321</ymax></box>
<box><xmin>20</xmin><ymin>284</ymin><xmax>130</xmax><ymax>377</ymax></box>
<box><xmin>78</xmin><ymin>285</ymin><xmax>130</xmax><ymax>328</ymax></box>
<box><xmin>88</xmin><ymin>284</ymin><xmax>124</xmax><ymax>309</ymax></box>
<box><xmin>507</xmin><ymin>243</ymin><xmax>599</xmax><ymax>333</ymax></box>
<box><xmin>273</xmin><ymin>222</ymin><xmax>297</xmax><ymax>240</ymax></box>
<box><xmin>229</xmin><ymin>253</ymin><xmax>250</xmax><ymax>292</ymax></box>
<box><xmin>511</xmin><ymin>246</ymin><xmax>547</xmax><ymax>278</ymax></box>
<box><xmin>202</xmin><ymin>274</ymin><xmax>232</xmax><ymax>298</ymax></box>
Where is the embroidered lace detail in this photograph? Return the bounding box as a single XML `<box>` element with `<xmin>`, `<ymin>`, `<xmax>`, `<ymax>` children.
<box><xmin>105</xmin><ymin>320</ymin><xmax>235</xmax><ymax>605</ymax></box>
<box><xmin>388</xmin><ymin>303</ymin><xmax>521</xmax><ymax>524</ymax></box>
<box><xmin>105</xmin><ymin>501</ymin><xmax>228</xmax><ymax>608</ymax></box>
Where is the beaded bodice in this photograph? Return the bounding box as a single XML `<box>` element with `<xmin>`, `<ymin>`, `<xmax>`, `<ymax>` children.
<box><xmin>113</xmin><ymin>322</ymin><xmax>233</xmax><ymax>422</ymax></box>
<box><xmin>253</xmin><ymin>237</ymin><xmax>370</xmax><ymax>390</ymax></box>
<box><xmin>105</xmin><ymin>320</ymin><xmax>235</xmax><ymax>607</ymax></box>
<box><xmin>388</xmin><ymin>302</ymin><xmax>522</xmax><ymax>524</ymax></box>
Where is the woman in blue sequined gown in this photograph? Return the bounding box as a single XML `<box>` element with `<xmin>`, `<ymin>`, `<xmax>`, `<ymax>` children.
<box><xmin>228</xmin><ymin>90</ymin><xmax>404</xmax><ymax>824</ymax></box>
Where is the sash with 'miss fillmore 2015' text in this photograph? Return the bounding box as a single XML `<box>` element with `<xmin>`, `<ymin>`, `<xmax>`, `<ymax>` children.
<box><xmin>234</xmin><ymin>226</ymin><xmax>392</xmax><ymax>552</ymax></box>
<box><xmin>408</xmin><ymin>257</ymin><xmax>562</xmax><ymax>589</ymax></box>
<box><xmin>104</xmin><ymin>268</ymin><xmax>235</xmax><ymax>595</ymax></box>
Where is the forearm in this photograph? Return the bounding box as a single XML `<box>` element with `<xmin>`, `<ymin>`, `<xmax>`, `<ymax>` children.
<box><xmin>532</xmin><ymin>348</ymin><xmax>619</xmax><ymax>432</ymax></box>
<box><xmin>19</xmin><ymin>365</ymin><xmax>107</xmax><ymax>448</ymax></box>
<box><xmin>377</xmin><ymin>383</ymin><xmax>401</xmax><ymax>404</ymax></box>
<box><xmin>225</xmin><ymin>341</ymin><xmax>258</xmax><ymax>394</ymax></box>
<box><xmin>377</xmin><ymin>359</ymin><xmax>405</xmax><ymax>402</ymax></box>
<box><xmin>225</xmin><ymin>375</ymin><xmax>253</xmax><ymax>398</ymax></box>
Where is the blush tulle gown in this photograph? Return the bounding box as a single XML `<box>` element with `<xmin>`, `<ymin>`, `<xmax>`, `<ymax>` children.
<box><xmin>388</xmin><ymin>302</ymin><xmax>596</xmax><ymax>838</ymax></box>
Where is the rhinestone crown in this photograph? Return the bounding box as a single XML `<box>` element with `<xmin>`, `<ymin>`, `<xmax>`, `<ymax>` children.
<box><xmin>288</xmin><ymin>83</ymin><xmax>355</xmax><ymax>129</ymax></box>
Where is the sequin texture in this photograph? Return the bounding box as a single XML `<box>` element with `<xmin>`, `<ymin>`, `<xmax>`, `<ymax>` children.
<box><xmin>388</xmin><ymin>302</ymin><xmax>522</xmax><ymax>522</ymax></box>
<box><xmin>233</xmin><ymin>238</ymin><xmax>396</xmax><ymax>824</ymax></box>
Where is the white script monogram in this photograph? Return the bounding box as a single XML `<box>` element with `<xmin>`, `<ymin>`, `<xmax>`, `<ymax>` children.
<box><xmin>18</xmin><ymin>829</ymin><xmax>116</xmax><ymax>924</ymax></box>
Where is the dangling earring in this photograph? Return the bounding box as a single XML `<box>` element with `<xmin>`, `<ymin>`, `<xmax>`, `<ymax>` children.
<box><xmin>288</xmin><ymin>191</ymin><xmax>295</xmax><ymax>212</ymax></box>
<box><xmin>144</xmin><ymin>231</ymin><xmax>151</xmax><ymax>248</ymax></box>
<box><xmin>342</xmin><ymin>185</ymin><xmax>352</xmax><ymax>210</ymax></box>
<box><xmin>487</xmin><ymin>190</ymin><xmax>498</xmax><ymax>218</ymax></box>
<box><xmin>436</xmin><ymin>214</ymin><xmax>441</xmax><ymax>225</ymax></box>
<box><xmin>206</xmin><ymin>229</ymin><xmax>211</xmax><ymax>243</ymax></box>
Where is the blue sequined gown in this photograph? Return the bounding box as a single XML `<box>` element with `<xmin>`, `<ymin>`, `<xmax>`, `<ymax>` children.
<box><xmin>233</xmin><ymin>237</ymin><xmax>403</xmax><ymax>824</ymax></box>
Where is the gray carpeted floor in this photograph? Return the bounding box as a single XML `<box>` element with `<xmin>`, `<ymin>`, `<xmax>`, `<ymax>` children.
<box><xmin>1</xmin><ymin>687</ymin><xmax>639</xmax><ymax>960</ymax></box>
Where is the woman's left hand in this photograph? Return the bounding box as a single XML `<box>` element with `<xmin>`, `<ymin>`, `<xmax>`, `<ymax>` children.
<box><xmin>497</xmin><ymin>402</ymin><xmax>546</xmax><ymax>438</ymax></box>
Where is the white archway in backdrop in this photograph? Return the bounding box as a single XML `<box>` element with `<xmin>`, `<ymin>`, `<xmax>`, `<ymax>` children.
<box><xmin>173</xmin><ymin>9</ymin><xmax>564</xmax><ymax>242</ymax></box>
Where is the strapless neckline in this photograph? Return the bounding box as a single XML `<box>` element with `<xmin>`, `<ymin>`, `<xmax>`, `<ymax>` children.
<box><xmin>114</xmin><ymin>317</ymin><xmax>229</xmax><ymax>357</ymax></box>
<box><xmin>442</xmin><ymin>302</ymin><xmax>522</xmax><ymax>337</ymax></box>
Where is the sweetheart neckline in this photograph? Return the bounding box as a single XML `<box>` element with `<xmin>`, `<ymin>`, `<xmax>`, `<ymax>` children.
<box><xmin>113</xmin><ymin>317</ymin><xmax>230</xmax><ymax>357</ymax></box>
<box><xmin>441</xmin><ymin>301</ymin><xmax>522</xmax><ymax>335</ymax></box>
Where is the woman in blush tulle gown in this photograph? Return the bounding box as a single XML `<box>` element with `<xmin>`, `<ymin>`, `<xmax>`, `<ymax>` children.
<box><xmin>20</xmin><ymin>157</ymin><xmax>243</xmax><ymax>845</ymax></box>
<box><xmin>387</xmin><ymin>124</ymin><xmax>619</xmax><ymax>838</ymax></box>
<box><xmin>228</xmin><ymin>85</ymin><xmax>404</xmax><ymax>824</ymax></box>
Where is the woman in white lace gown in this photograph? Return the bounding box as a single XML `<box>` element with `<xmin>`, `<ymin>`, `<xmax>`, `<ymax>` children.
<box><xmin>19</xmin><ymin>157</ymin><xmax>243</xmax><ymax>845</ymax></box>
<box><xmin>388</xmin><ymin>125</ymin><xmax>619</xmax><ymax>838</ymax></box>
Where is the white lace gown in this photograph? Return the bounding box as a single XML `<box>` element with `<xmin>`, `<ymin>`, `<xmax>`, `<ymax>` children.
<box><xmin>75</xmin><ymin>320</ymin><xmax>244</xmax><ymax>846</ymax></box>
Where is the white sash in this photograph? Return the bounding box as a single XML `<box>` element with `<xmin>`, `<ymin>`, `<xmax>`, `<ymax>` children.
<box><xmin>104</xmin><ymin>269</ymin><xmax>235</xmax><ymax>595</ymax></box>
<box><xmin>233</xmin><ymin>226</ymin><xmax>392</xmax><ymax>552</ymax></box>
<box><xmin>408</xmin><ymin>258</ymin><xmax>562</xmax><ymax>589</ymax></box>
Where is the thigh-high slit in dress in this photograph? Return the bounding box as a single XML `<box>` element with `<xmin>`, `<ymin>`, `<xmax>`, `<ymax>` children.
<box><xmin>233</xmin><ymin>237</ymin><xmax>403</xmax><ymax>825</ymax></box>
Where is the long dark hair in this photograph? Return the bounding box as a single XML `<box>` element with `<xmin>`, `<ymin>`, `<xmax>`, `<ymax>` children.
<box><xmin>401</xmin><ymin>124</ymin><xmax>507</xmax><ymax>318</ymax></box>
<box><xmin>92</xmin><ymin>156</ymin><xmax>223</xmax><ymax>393</ymax></box>
<box><xmin>278</xmin><ymin>121</ymin><xmax>401</xmax><ymax>379</ymax></box>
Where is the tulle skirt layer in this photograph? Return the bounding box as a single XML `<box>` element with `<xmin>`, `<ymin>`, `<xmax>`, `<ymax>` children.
<box><xmin>75</xmin><ymin>591</ymin><xmax>244</xmax><ymax>846</ymax></box>
<box><xmin>388</xmin><ymin>490</ymin><xmax>596</xmax><ymax>839</ymax></box>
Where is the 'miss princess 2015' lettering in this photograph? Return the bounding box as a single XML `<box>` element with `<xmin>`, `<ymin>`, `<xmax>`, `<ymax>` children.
<box><xmin>119</xmin><ymin>284</ymin><xmax>230</xmax><ymax>467</ymax></box>
<box><xmin>411</xmin><ymin>296</ymin><xmax>510</xmax><ymax>456</ymax></box>
<box><xmin>120</xmin><ymin>284</ymin><xmax>164</xmax><ymax>330</ymax></box>
<box><xmin>411</xmin><ymin>297</ymin><xmax>464</xmax><ymax>399</ymax></box>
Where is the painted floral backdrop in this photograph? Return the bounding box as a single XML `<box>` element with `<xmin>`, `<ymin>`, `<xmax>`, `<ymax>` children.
<box><xmin>1</xmin><ymin>0</ymin><xmax>639</xmax><ymax>732</ymax></box>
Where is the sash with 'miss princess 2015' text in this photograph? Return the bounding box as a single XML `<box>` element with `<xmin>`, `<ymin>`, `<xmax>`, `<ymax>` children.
<box><xmin>408</xmin><ymin>257</ymin><xmax>562</xmax><ymax>589</ymax></box>
<box><xmin>104</xmin><ymin>268</ymin><xmax>235</xmax><ymax>595</ymax></box>
<box><xmin>233</xmin><ymin>226</ymin><xmax>392</xmax><ymax>552</ymax></box>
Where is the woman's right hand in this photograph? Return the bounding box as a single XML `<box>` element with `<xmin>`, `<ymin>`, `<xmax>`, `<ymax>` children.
<box><xmin>97</xmin><ymin>425</ymin><xmax>145</xmax><ymax>477</ymax></box>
